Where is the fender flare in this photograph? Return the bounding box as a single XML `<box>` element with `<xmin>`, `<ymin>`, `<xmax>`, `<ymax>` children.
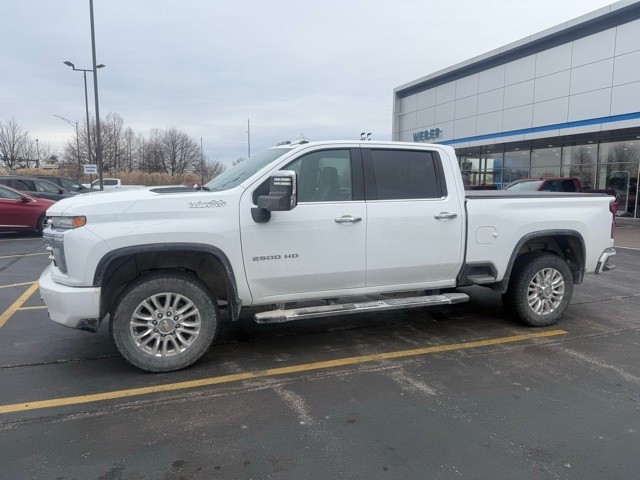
<box><xmin>93</xmin><ymin>243</ymin><xmax>241</xmax><ymax>321</ymax></box>
<box><xmin>494</xmin><ymin>229</ymin><xmax>586</xmax><ymax>293</ymax></box>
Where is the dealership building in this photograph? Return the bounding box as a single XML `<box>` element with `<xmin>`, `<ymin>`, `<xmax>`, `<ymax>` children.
<box><xmin>393</xmin><ymin>0</ymin><xmax>640</xmax><ymax>217</ymax></box>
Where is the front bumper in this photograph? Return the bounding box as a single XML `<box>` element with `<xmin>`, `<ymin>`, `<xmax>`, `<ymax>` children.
<box><xmin>595</xmin><ymin>247</ymin><xmax>616</xmax><ymax>274</ymax></box>
<box><xmin>39</xmin><ymin>265</ymin><xmax>102</xmax><ymax>332</ymax></box>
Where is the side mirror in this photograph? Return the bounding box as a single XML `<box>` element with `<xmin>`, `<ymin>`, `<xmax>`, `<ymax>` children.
<box><xmin>252</xmin><ymin>171</ymin><xmax>297</xmax><ymax>223</ymax></box>
<box><xmin>58</xmin><ymin>189</ymin><xmax>64</xmax><ymax>195</ymax></box>
<box><xmin>19</xmin><ymin>195</ymin><xmax>30</xmax><ymax>203</ymax></box>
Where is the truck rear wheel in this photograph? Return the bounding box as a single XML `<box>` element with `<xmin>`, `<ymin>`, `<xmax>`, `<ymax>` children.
<box><xmin>110</xmin><ymin>271</ymin><xmax>218</xmax><ymax>372</ymax></box>
<box><xmin>502</xmin><ymin>252</ymin><xmax>573</xmax><ymax>327</ymax></box>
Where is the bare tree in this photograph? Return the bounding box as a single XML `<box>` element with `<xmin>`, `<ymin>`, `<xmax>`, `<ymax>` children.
<box><xmin>56</xmin><ymin>113</ymin><xmax>230</xmax><ymax>180</ymax></box>
<box><xmin>156</xmin><ymin>127</ymin><xmax>201</xmax><ymax>175</ymax></box>
<box><xmin>123</xmin><ymin>127</ymin><xmax>136</xmax><ymax>172</ymax></box>
<box><xmin>194</xmin><ymin>157</ymin><xmax>226</xmax><ymax>183</ymax></box>
<box><xmin>101</xmin><ymin>112</ymin><xmax>127</xmax><ymax>172</ymax></box>
<box><xmin>0</xmin><ymin>117</ymin><xmax>33</xmax><ymax>171</ymax></box>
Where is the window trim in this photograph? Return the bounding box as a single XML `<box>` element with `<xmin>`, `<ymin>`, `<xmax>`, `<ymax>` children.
<box><xmin>362</xmin><ymin>148</ymin><xmax>447</xmax><ymax>201</ymax></box>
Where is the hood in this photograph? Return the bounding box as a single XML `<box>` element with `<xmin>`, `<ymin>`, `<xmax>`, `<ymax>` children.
<box><xmin>45</xmin><ymin>186</ymin><xmax>238</xmax><ymax>218</ymax></box>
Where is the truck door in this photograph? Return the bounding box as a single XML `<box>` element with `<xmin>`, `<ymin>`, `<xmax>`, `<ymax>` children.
<box><xmin>363</xmin><ymin>148</ymin><xmax>464</xmax><ymax>288</ymax></box>
<box><xmin>240</xmin><ymin>148</ymin><xmax>366</xmax><ymax>301</ymax></box>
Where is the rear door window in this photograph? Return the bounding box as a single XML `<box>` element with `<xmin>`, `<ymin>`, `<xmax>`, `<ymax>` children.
<box><xmin>366</xmin><ymin>149</ymin><xmax>443</xmax><ymax>200</ymax></box>
<box><xmin>9</xmin><ymin>179</ymin><xmax>33</xmax><ymax>191</ymax></box>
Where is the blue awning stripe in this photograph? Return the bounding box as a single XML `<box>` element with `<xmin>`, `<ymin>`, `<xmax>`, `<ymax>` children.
<box><xmin>438</xmin><ymin>111</ymin><xmax>640</xmax><ymax>146</ymax></box>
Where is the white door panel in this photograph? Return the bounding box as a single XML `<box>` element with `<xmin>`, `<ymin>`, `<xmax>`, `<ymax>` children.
<box><xmin>366</xmin><ymin>198</ymin><xmax>464</xmax><ymax>286</ymax></box>
<box><xmin>240</xmin><ymin>202</ymin><xmax>366</xmax><ymax>299</ymax></box>
<box><xmin>364</xmin><ymin>147</ymin><xmax>464</xmax><ymax>288</ymax></box>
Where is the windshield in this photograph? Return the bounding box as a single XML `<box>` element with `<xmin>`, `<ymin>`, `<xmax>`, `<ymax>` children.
<box><xmin>505</xmin><ymin>180</ymin><xmax>542</xmax><ymax>192</ymax></box>
<box><xmin>205</xmin><ymin>147</ymin><xmax>292</xmax><ymax>192</ymax></box>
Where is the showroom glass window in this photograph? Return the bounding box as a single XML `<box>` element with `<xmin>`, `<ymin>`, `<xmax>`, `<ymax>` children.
<box><xmin>530</xmin><ymin>146</ymin><xmax>561</xmax><ymax>178</ymax></box>
<box><xmin>459</xmin><ymin>156</ymin><xmax>480</xmax><ymax>186</ymax></box>
<box><xmin>561</xmin><ymin>143</ymin><xmax>597</xmax><ymax>189</ymax></box>
<box><xmin>503</xmin><ymin>150</ymin><xmax>530</xmax><ymax>183</ymax></box>
<box><xmin>597</xmin><ymin>140</ymin><xmax>639</xmax><ymax>217</ymax></box>
<box><xmin>482</xmin><ymin>151</ymin><xmax>503</xmax><ymax>187</ymax></box>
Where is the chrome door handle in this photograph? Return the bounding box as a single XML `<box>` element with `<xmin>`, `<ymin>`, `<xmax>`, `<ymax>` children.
<box><xmin>434</xmin><ymin>212</ymin><xmax>458</xmax><ymax>220</ymax></box>
<box><xmin>335</xmin><ymin>215</ymin><xmax>362</xmax><ymax>224</ymax></box>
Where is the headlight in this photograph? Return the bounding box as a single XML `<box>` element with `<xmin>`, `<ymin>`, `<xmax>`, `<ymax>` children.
<box><xmin>50</xmin><ymin>216</ymin><xmax>86</xmax><ymax>229</ymax></box>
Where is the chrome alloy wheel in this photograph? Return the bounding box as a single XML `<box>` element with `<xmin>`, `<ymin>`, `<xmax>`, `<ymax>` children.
<box><xmin>527</xmin><ymin>268</ymin><xmax>565</xmax><ymax>315</ymax></box>
<box><xmin>129</xmin><ymin>292</ymin><xmax>201</xmax><ymax>357</ymax></box>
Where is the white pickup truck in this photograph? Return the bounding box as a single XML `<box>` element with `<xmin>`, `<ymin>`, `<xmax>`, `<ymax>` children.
<box><xmin>40</xmin><ymin>140</ymin><xmax>617</xmax><ymax>372</ymax></box>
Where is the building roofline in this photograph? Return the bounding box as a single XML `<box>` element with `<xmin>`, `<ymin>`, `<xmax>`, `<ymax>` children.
<box><xmin>394</xmin><ymin>0</ymin><xmax>640</xmax><ymax>98</ymax></box>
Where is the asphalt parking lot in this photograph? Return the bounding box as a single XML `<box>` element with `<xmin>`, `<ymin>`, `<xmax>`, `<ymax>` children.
<box><xmin>0</xmin><ymin>224</ymin><xmax>639</xmax><ymax>480</ymax></box>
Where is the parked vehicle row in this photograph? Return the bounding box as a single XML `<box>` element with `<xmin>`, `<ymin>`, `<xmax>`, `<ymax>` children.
<box><xmin>0</xmin><ymin>174</ymin><xmax>98</xmax><ymax>235</ymax></box>
<box><xmin>0</xmin><ymin>176</ymin><xmax>74</xmax><ymax>201</ymax></box>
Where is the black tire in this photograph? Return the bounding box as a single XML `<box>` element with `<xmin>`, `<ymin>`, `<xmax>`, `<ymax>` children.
<box><xmin>110</xmin><ymin>271</ymin><xmax>219</xmax><ymax>372</ymax></box>
<box><xmin>502</xmin><ymin>252</ymin><xmax>574</xmax><ymax>327</ymax></box>
<box><xmin>36</xmin><ymin>214</ymin><xmax>46</xmax><ymax>235</ymax></box>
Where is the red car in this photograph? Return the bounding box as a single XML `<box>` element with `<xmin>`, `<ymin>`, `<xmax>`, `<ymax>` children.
<box><xmin>0</xmin><ymin>184</ymin><xmax>54</xmax><ymax>235</ymax></box>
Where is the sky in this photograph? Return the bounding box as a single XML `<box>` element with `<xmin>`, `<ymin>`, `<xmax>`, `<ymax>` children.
<box><xmin>0</xmin><ymin>0</ymin><xmax>618</xmax><ymax>165</ymax></box>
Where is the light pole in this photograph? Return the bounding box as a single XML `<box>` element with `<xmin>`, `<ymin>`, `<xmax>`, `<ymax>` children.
<box><xmin>89</xmin><ymin>0</ymin><xmax>104</xmax><ymax>192</ymax></box>
<box><xmin>200</xmin><ymin>137</ymin><xmax>205</xmax><ymax>186</ymax></box>
<box><xmin>53</xmin><ymin>114</ymin><xmax>82</xmax><ymax>178</ymax></box>
<box><xmin>247</xmin><ymin>119</ymin><xmax>251</xmax><ymax>158</ymax></box>
<box><xmin>35</xmin><ymin>139</ymin><xmax>39</xmax><ymax>168</ymax></box>
<box><xmin>62</xmin><ymin>61</ymin><xmax>104</xmax><ymax>183</ymax></box>
<box><xmin>61</xmin><ymin>1</ymin><xmax>105</xmax><ymax>190</ymax></box>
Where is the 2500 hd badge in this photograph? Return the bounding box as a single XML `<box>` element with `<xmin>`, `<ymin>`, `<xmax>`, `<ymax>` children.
<box><xmin>252</xmin><ymin>253</ymin><xmax>299</xmax><ymax>261</ymax></box>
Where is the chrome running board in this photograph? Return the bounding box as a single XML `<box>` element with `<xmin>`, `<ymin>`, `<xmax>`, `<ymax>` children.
<box><xmin>254</xmin><ymin>292</ymin><xmax>470</xmax><ymax>324</ymax></box>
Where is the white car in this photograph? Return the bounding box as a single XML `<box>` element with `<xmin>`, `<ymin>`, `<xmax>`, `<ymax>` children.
<box><xmin>40</xmin><ymin>140</ymin><xmax>617</xmax><ymax>372</ymax></box>
<box><xmin>82</xmin><ymin>178</ymin><xmax>145</xmax><ymax>191</ymax></box>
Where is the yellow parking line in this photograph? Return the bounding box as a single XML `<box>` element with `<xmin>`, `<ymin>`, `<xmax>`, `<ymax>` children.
<box><xmin>16</xmin><ymin>306</ymin><xmax>47</xmax><ymax>311</ymax></box>
<box><xmin>0</xmin><ymin>252</ymin><xmax>48</xmax><ymax>260</ymax></box>
<box><xmin>0</xmin><ymin>238</ymin><xmax>43</xmax><ymax>242</ymax></box>
<box><xmin>0</xmin><ymin>329</ymin><xmax>567</xmax><ymax>415</ymax></box>
<box><xmin>0</xmin><ymin>281</ymin><xmax>37</xmax><ymax>290</ymax></box>
<box><xmin>0</xmin><ymin>282</ymin><xmax>40</xmax><ymax>330</ymax></box>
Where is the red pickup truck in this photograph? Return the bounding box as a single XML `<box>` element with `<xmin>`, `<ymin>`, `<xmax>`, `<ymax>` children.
<box><xmin>504</xmin><ymin>177</ymin><xmax>585</xmax><ymax>192</ymax></box>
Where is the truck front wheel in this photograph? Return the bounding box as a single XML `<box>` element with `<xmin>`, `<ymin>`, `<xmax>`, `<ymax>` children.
<box><xmin>110</xmin><ymin>271</ymin><xmax>219</xmax><ymax>372</ymax></box>
<box><xmin>502</xmin><ymin>252</ymin><xmax>574</xmax><ymax>327</ymax></box>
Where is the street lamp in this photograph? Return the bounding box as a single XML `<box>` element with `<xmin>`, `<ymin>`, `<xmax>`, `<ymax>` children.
<box><xmin>62</xmin><ymin>61</ymin><xmax>104</xmax><ymax>172</ymax></box>
<box><xmin>53</xmin><ymin>114</ymin><xmax>82</xmax><ymax>178</ymax></box>
<box><xmin>35</xmin><ymin>138</ymin><xmax>39</xmax><ymax>168</ymax></box>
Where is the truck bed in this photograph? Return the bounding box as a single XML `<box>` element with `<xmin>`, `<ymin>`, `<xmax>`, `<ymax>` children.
<box><xmin>463</xmin><ymin>191</ymin><xmax>615</xmax><ymax>283</ymax></box>
<box><xmin>465</xmin><ymin>191</ymin><xmax>611</xmax><ymax>199</ymax></box>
